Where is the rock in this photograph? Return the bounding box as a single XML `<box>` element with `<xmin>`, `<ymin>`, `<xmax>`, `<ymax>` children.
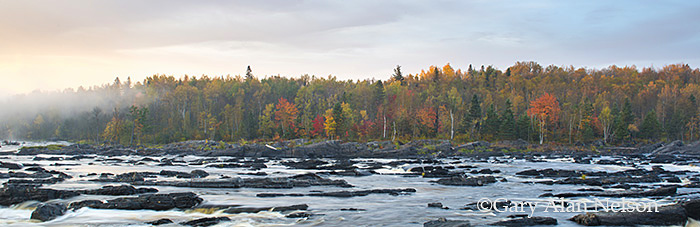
<box><xmin>0</xmin><ymin>185</ymin><xmax>80</xmax><ymax>206</ymax></box>
<box><xmin>433</xmin><ymin>175</ymin><xmax>496</xmax><ymax>186</ymax></box>
<box><xmin>30</xmin><ymin>203</ymin><xmax>66</xmax><ymax>222</ymax></box>
<box><xmin>146</xmin><ymin>218</ymin><xmax>174</xmax><ymax>225</ymax></box>
<box><xmin>286</xmin><ymin>211</ymin><xmax>312</xmax><ymax>218</ymax></box>
<box><xmin>570</xmin><ymin>203</ymin><xmax>687</xmax><ymax>226</ymax></box>
<box><xmin>256</xmin><ymin>188</ymin><xmax>416</xmax><ymax>198</ymax></box>
<box><xmin>281</xmin><ymin>159</ymin><xmax>329</xmax><ymax>169</ymax></box>
<box><xmin>462</xmin><ymin>200</ymin><xmax>511</xmax><ymax>211</ymax></box>
<box><xmin>454</xmin><ymin>141</ymin><xmax>490</xmax><ymax>151</ymax></box>
<box><xmin>190</xmin><ymin>170</ymin><xmax>209</xmax><ymax>178</ymax></box>
<box><xmin>81</xmin><ymin>185</ymin><xmax>158</xmax><ymax>195</ymax></box>
<box><xmin>409</xmin><ymin>166</ymin><xmax>455</xmax><ymax>178</ymax></box>
<box><xmin>0</xmin><ymin>161</ymin><xmax>23</xmax><ymax>169</ymax></box>
<box><xmin>651</xmin><ymin>140</ymin><xmax>684</xmax><ymax>155</ymax></box>
<box><xmin>224</xmin><ymin>204</ymin><xmax>308</xmax><ymax>214</ymax></box>
<box><xmin>552</xmin><ymin>186</ymin><xmax>677</xmax><ymax>198</ymax></box>
<box><xmin>684</xmin><ymin>199</ymin><xmax>700</xmax><ymax>220</ymax></box>
<box><xmin>428</xmin><ymin>202</ymin><xmax>448</xmax><ymax>209</ymax></box>
<box><xmin>516</xmin><ymin>168</ymin><xmax>580</xmax><ymax>178</ymax></box>
<box><xmin>423</xmin><ymin>217</ymin><xmax>471</xmax><ymax>227</ymax></box>
<box><xmin>490</xmin><ymin>216</ymin><xmax>557</xmax><ymax>226</ymax></box>
<box><xmin>340</xmin><ymin>208</ymin><xmax>365</xmax><ymax>211</ymax></box>
<box><xmin>68</xmin><ymin>192</ymin><xmax>202</xmax><ymax>210</ymax></box>
<box><xmin>180</xmin><ymin>217</ymin><xmax>230</xmax><ymax>227</ymax></box>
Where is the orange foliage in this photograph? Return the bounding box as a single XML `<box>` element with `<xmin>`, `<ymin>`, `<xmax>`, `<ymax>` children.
<box><xmin>274</xmin><ymin>97</ymin><xmax>299</xmax><ymax>135</ymax></box>
<box><xmin>527</xmin><ymin>92</ymin><xmax>561</xmax><ymax>123</ymax></box>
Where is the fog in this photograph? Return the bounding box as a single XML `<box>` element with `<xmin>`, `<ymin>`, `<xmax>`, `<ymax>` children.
<box><xmin>0</xmin><ymin>77</ymin><xmax>149</xmax><ymax>140</ymax></box>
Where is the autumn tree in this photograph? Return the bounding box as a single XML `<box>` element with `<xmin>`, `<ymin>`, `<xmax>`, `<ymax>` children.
<box><xmin>310</xmin><ymin>114</ymin><xmax>325</xmax><ymax>138</ymax></box>
<box><xmin>527</xmin><ymin>92</ymin><xmax>561</xmax><ymax>144</ymax></box>
<box><xmin>599</xmin><ymin>106</ymin><xmax>614</xmax><ymax>144</ymax></box>
<box><xmin>259</xmin><ymin>103</ymin><xmax>276</xmax><ymax>139</ymax></box>
<box><xmin>324</xmin><ymin>108</ymin><xmax>337</xmax><ymax>139</ymax></box>
<box><xmin>275</xmin><ymin>97</ymin><xmax>299</xmax><ymax>138</ymax></box>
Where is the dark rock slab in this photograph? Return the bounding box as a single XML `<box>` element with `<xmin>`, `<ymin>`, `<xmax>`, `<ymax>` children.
<box><xmin>257</xmin><ymin>188</ymin><xmax>416</xmax><ymax>198</ymax></box>
<box><xmin>180</xmin><ymin>217</ymin><xmax>230</xmax><ymax>227</ymax></box>
<box><xmin>570</xmin><ymin>203</ymin><xmax>687</xmax><ymax>226</ymax></box>
<box><xmin>433</xmin><ymin>175</ymin><xmax>496</xmax><ymax>186</ymax></box>
<box><xmin>428</xmin><ymin>202</ymin><xmax>448</xmax><ymax>209</ymax></box>
<box><xmin>223</xmin><ymin>204</ymin><xmax>308</xmax><ymax>214</ymax></box>
<box><xmin>286</xmin><ymin>211</ymin><xmax>312</xmax><ymax>218</ymax></box>
<box><xmin>490</xmin><ymin>216</ymin><xmax>557</xmax><ymax>226</ymax></box>
<box><xmin>423</xmin><ymin>217</ymin><xmax>471</xmax><ymax>227</ymax></box>
<box><xmin>0</xmin><ymin>185</ymin><xmax>79</xmax><ymax>206</ymax></box>
<box><xmin>68</xmin><ymin>192</ymin><xmax>202</xmax><ymax>211</ymax></box>
<box><xmin>81</xmin><ymin>185</ymin><xmax>158</xmax><ymax>196</ymax></box>
<box><xmin>0</xmin><ymin>161</ymin><xmax>23</xmax><ymax>169</ymax></box>
<box><xmin>552</xmin><ymin>186</ymin><xmax>676</xmax><ymax>198</ymax></box>
<box><xmin>146</xmin><ymin>218</ymin><xmax>174</xmax><ymax>225</ymax></box>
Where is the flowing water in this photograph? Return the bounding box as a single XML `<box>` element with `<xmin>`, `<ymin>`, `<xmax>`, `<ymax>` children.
<box><xmin>1</xmin><ymin>142</ymin><xmax>699</xmax><ymax>226</ymax></box>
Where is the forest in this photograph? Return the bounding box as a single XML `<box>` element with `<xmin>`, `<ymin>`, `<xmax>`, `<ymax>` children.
<box><xmin>2</xmin><ymin>61</ymin><xmax>699</xmax><ymax>146</ymax></box>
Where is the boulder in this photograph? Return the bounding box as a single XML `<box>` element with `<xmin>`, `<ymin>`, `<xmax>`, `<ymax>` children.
<box><xmin>30</xmin><ymin>203</ymin><xmax>66</xmax><ymax>222</ymax></box>
<box><xmin>428</xmin><ymin>202</ymin><xmax>448</xmax><ymax>209</ymax></box>
<box><xmin>684</xmin><ymin>199</ymin><xmax>700</xmax><ymax>220</ymax></box>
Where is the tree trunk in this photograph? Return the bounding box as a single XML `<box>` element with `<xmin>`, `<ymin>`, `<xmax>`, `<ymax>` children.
<box><xmin>539</xmin><ymin>120</ymin><xmax>545</xmax><ymax>145</ymax></box>
<box><xmin>383</xmin><ymin>115</ymin><xmax>386</xmax><ymax>138</ymax></box>
<box><xmin>130</xmin><ymin>121</ymin><xmax>135</xmax><ymax>146</ymax></box>
<box><xmin>450</xmin><ymin>109</ymin><xmax>454</xmax><ymax>140</ymax></box>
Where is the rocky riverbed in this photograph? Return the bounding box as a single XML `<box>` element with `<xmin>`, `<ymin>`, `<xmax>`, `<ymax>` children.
<box><xmin>1</xmin><ymin>139</ymin><xmax>699</xmax><ymax>226</ymax></box>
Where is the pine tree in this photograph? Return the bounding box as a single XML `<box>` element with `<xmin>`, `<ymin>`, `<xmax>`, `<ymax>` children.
<box><xmin>500</xmin><ymin>99</ymin><xmax>516</xmax><ymax>140</ymax></box>
<box><xmin>516</xmin><ymin>114</ymin><xmax>531</xmax><ymax>141</ymax></box>
<box><xmin>461</xmin><ymin>94</ymin><xmax>481</xmax><ymax>139</ymax></box>
<box><xmin>392</xmin><ymin>65</ymin><xmax>404</xmax><ymax>84</ymax></box>
<box><xmin>483</xmin><ymin>104</ymin><xmax>500</xmax><ymax>140</ymax></box>
<box><xmin>614</xmin><ymin>99</ymin><xmax>634</xmax><ymax>141</ymax></box>
<box><xmin>639</xmin><ymin>110</ymin><xmax>661</xmax><ymax>140</ymax></box>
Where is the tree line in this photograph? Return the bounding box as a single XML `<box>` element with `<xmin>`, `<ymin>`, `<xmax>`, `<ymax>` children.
<box><xmin>2</xmin><ymin>62</ymin><xmax>699</xmax><ymax>146</ymax></box>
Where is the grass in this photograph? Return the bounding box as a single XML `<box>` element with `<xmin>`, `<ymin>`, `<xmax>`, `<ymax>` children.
<box><xmin>19</xmin><ymin>144</ymin><xmax>65</xmax><ymax>151</ymax></box>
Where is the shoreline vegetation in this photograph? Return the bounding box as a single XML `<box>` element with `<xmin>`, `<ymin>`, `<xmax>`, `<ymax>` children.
<box><xmin>1</xmin><ymin>62</ymin><xmax>699</xmax><ymax>148</ymax></box>
<box><xmin>8</xmin><ymin>138</ymin><xmax>700</xmax><ymax>159</ymax></box>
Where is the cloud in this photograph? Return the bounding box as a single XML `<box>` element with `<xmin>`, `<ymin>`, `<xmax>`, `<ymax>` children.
<box><xmin>1</xmin><ymin>0</ymin><xmax>699</xmax><ymax>94</ymax></box>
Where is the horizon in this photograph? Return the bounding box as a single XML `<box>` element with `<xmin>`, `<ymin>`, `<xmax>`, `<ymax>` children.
<box><xmin>1</xmin><ymin>0</ymin><xmax>699</xmax><ymax>97</ymax></box>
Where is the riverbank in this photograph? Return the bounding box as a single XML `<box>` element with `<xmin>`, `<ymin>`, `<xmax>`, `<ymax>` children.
<box><xmin>10</xmin><ymin>139</ymin><xmax>700</xmax><ymax>159</ymax></box>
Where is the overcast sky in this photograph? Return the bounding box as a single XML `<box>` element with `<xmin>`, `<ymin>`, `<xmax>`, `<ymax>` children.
<box><xmin>1</xmin><ymin>0</ymin><xmax>699</xmax><ymax>97</ymax></box>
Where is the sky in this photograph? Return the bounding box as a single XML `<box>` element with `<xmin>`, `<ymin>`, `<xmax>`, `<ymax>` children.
<box><xmin>1</xmin><ymin>0</ymin><xmax>699</xmax><ymax>97</ymax></box>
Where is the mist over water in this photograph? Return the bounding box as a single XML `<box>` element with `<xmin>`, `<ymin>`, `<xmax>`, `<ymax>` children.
<box><xmin>0</xmin><ymin>78</ymin><xmax>149</xmax><ymax>140</ymax></box>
